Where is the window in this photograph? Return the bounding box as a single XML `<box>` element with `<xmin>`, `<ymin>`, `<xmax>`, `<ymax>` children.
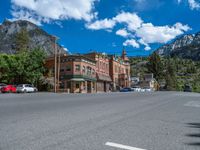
<box><xmin>66</xmin><ymin>65</ymin><xmax>71</xmax><ymax>71</ymax></box>
<box><xmin>87</xmin><ymin>66</ymin><xmax>92</xmax><ymax>75</ymax></box>
<box><xmin>115</xmin><ymin>65</ymin><xmax>118</xmax><ymax>73</ymax></box>
<box><xmin>82</xmin><ymin>66</ymin><xmax>86</xmax><ymax>73</ymax></box>
<box><xmin>92</xmin><ymin>69</ymin><xmax>95</xmax><ymax>75</ymax></box>
<box><xmin>126</xmin><ymin>69</ymin><xmax>129</xmax><ymax>74</ymax></box>
<box><xmin>60</xmin><ymin>68</ymin><xmax>64</xmax><ymax>72</ymax></box>
<box><xmin>75</xmin><ymin>65</ymin><xmax>80</xmax><ymax>71</ymax></box>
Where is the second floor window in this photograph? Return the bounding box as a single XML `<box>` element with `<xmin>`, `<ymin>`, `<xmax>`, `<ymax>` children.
<box><xmin>75</xmin><ymin>65</ymin><xmax>80</xmax><ymax>71</ymax></box>
<box><xmin>66</xmin><ymin>65</ymin><xmax>71</xmax><ymax>71</ymax></box>
<box><xmin>82</xmin><ymin>66</ymin><xmax>86</xmax><ymax>73</ymax></box>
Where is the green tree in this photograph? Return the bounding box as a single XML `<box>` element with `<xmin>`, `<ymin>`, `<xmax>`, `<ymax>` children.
<box><xmin>165</xmin><ymin>58</ymin><xmax>177</xmax><ymax>90</ymax></box>
<box><xmin>0</xmin><ymin>48</ymin><xmax>46</xmax><ymax>87</ymax></box>
<box><xmin>147</xmin><ymin>52</ymin><xmax>164</xmax><ymax>81</ymax></box>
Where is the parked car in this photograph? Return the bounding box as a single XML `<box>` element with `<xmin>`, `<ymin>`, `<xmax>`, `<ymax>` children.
<box><xmin>120</xmin><ymin>87</ymin><xmax>133</xmax><ymax>92</ymax></box>
<box><xmin>16</xmin><ymin>84</ymin><xmax>38</xmax><ymax>93</ymax></box>
<box><xmin>143</xmin><ymin>87</ymin><xmax>152</xmax><ymax>92</ymax></box>
<box><xmin>183</xmin><ymin>85</ymin><xmax>192</xmax><ymax>92</ymax></box>
<box><xmin>1</xmin><ymin>85</ymin><xmax>16</xmax><ymax>93</ymax></box>
<box><xmin>131</xmin><ymin>86</ymin><xmax>141</xmax><ymax>92</ymax></box>
<box><xmin>0</xmin><ymin>83</ymin><xmax>7</xmax><ymax>90</ymax></box>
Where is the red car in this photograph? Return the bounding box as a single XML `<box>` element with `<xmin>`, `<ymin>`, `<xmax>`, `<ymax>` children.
<box><xmin>1</xmin><ymin>85</ymin><xmax>16</xmax><ymax>93</ymax></box>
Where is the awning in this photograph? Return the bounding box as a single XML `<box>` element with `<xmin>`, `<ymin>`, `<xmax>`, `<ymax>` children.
<box><xmin>97</xmin><ymin>73</ymin><xmax>112</xmax><ymax>82</ymax></box>
<box><xmin>70</xmin><ymin>78</ymin><xmax>85</xmax><ymax>81</ymax></box>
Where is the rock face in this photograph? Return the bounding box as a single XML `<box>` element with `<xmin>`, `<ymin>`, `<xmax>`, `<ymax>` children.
<box><xmin>156</xmin><ymin>32</ymin><xmax>200</xmax><ymax>61</ymax></box>
<box><xmin>0</xmin><ymin>20</ymin><xmax>66</xmax><ymax>56</ymax></box>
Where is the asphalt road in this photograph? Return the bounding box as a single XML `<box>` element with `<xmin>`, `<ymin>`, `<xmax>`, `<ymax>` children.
<box><xmin>0</xmin><ymin>92</ymin><xmax>200</xmax><ymax>150</ymax></box>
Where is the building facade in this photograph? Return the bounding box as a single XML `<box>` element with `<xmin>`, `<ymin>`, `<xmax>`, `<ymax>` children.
<box><xmin>109</xmin><ymin>50</ymin><xmax>131</xmax><ymax>90</ymax></box>
<box><xmin>45</xmin><ymin>49</ymin><xmax>131</xmax><ymax>93</ymax></box>
<box><xmin>84</xmin><ymin>52</ymin><xmax>112</xmax><ymax>92</ymax></box>
<box><xmin>45</xmin><ymin>55</ymin><xmax>97</xmax><ymax>93</ymax></box>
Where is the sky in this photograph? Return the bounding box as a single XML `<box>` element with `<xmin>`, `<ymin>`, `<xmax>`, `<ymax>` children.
<box><xmin>0</xmin><ymin>0</ymin><xmax>200</xmax><ymax>56</ymax></box>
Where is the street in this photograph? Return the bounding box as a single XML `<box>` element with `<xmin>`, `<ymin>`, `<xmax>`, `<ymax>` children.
<box><xmin>0</xmin><ymin>92</ymin><xmax>200</xmax><ymax>150</ymax></box>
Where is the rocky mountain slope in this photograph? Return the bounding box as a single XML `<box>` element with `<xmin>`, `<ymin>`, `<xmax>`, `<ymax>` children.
<box><xmin>156</xmin><ymin>32</ymin><xmax>200</xmax><ymax>61</ymax></box>
<box><xmin>0</xmin><ymin>20</ymin><xmax>66</xmax><ymax>56</ymax></box>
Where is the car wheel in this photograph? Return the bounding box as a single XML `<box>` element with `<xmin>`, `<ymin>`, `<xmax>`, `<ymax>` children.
<box><xmin>23</xmin><ymin>89</ymin><xmax>27</xmax><ymax>93</ymax></box>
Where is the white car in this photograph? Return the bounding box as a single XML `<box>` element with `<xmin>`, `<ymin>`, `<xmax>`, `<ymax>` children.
<box><xmin>143</xmin><ymin>87</ymin><xmax>152</xmax><ymax>92</ymax></box>
<box><xmin>131</xmin><ymin>86</ymin><xmax>141</xmax><ymax>92</ymax></box>
<box><xmin>17</xmin><ymin>84</ymin><xmax>38</xmax><ymax>93</ymax></box>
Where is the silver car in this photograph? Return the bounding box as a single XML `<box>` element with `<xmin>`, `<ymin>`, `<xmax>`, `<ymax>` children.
<box><xmin>16</xmin><ymin>84</ymin><xmax>38</xmax><ymax>93</ymax></box>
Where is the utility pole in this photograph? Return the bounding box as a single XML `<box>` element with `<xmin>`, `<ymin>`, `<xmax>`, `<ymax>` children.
<box><xmin>53</xmin><ymin>36</ymin><xmax>58</xmax><ymax>93</ymax></box>
<box><xmin>57</xmin><ymin>48</ymin><xmax>61</xmax><ymax>92</ymax></box>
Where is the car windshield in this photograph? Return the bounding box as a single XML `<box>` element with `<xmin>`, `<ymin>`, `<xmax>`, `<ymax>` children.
<box><xmin>17</xmin><ymin>84</ymin><xmax>23</xmax><ymax>87</ymax></box>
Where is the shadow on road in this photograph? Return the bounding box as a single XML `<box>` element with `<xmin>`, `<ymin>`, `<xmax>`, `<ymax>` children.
<box><xmin>185</xmin><ymin>123</ymin><xmax>200</xmax><ymax>146</ymax></box>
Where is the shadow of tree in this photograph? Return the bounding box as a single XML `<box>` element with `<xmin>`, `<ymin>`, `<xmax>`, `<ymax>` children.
<box><xmin>185</xmin><ymin>123</ymin><xmax>200</xmax><ymax>146</ymax></box>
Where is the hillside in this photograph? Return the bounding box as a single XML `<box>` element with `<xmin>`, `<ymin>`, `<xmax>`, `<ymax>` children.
<box><xmin>0</xmin><ymin>20</ymin><xmax>66</xmax><ymax>56</ymax></box>
<box><xmin>156</xmin><ymin>32</ymin><xmax>200</xmax><ymax>61</ymax></box>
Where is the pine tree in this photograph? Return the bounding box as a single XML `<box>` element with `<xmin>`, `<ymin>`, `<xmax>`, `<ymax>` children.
<box><xmin>147</xmin><ymin>52</ymin><xmax>164</xmax><ymax>81</ymax></box>
<box><xmin>165</xmin><ymin>59</ymin><xmax>177</xmax><ymax>90</ymax></box>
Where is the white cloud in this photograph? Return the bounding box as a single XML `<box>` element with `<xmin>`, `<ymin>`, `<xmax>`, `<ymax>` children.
<box><xmin>188</xmin><ymin>0</ymin><xmax>200</xmax><ymax>10</ymax></box>
<box><xmin>86</xmin><ymin>18</ymin><xmax>116</xmax><ymax>30</ymax></box>
<box><xmin>11</xmin><ymin>0</ymin><xmax>98</xmax><ymax>25</ymax></box>
<box><xmin>116</xmin><ymin>29</ymin><xmax>130</xmax><ymax>38</ymax></box>
<box><xmin>114</xmin><ymin>12</ymin><xmax>143</xmax><ymax>31</ymax></box>
<box><xmin>136</xmin><ymin>22</ymin><xmax>191</xmax><ymax>44</ymax></box>
<box><xmin>86</xmin><ymin>11</ymin><xmax>190</xmax><ymax>51</ymax></box>
<box><xmin>178</xmin><ymin>0</ymin><xmax>200</xmax><ymax>10</ymax></box>
<box><xmin>144</xmin><ymin>46</ymin><xmax>151</xmax><ymax>51</ymax></box>
<box><xmin>138</xmin><ymin>39</ymin><xmax>151</xmax><ymax>51</ymax></box>
<box><xmin>123</xmin><ymin>39</ymin><xmax>140</xmax><ymax>48</ymax></box>
<box><xmin>10</xmin><ymin>8</ymin><xmax>44</xmax><ymax>26</ymax></box>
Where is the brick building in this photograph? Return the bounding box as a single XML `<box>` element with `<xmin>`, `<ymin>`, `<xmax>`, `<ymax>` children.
<box><xmin>45</xmin><ymin>55</ymin><xmax>97</xmax><ymax>93</ymax></box>
<box><xmin>84</xmin><ymin>52</ymin><xmax>112</xmax><ymax>92</ymax></box>
<box><xmin>109</xmin><ymin>49</ymin><xmax>130</xmax><ymax>90</ymax></box>
<box><xmin>45</xmin><ymin>49</ymin><xmax>130</xmax><ymax>93</ymax></box>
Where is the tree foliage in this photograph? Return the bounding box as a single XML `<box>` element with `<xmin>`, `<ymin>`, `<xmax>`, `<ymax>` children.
<box><xmin>146</xmin><ymin>52</ymin><xmax>164</xmax><ymax>81</ymax></box>
<box><xmin>0</xmin><ymin>48</ymin><xmax>46</xmax><ymax>86</ymax></box>
<box><xmin>129</xmin><ymin>54</ymin><xmax>200</xmax><ymax>93</ymax></box>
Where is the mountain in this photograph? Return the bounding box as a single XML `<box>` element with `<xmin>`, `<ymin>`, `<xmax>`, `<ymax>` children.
<box><xmin>0</xmin><ymin>20</ymin><xmax>66</xmax><ymax>56</ymax></box>
<box><xmin>156</xmin><ymin>32</ymin><xmax>200</xmax><ymax>61</ymax></box>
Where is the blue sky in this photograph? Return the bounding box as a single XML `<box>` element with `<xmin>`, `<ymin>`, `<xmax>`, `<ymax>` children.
<box><xmin>0</xmin><ymin>0</ymin><xmax>200</xmax><ymax>56</ymax></box>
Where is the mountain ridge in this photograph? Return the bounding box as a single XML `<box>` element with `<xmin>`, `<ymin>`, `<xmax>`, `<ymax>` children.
<box><xmin>0</xmin><ymin>20</ymin><xmax>66</xmax><ymax>56</ymax></box>
<box><xmin>156</xmin><ymin>31</ymin><xmax>200</xmax><ymax>60</ymax></box>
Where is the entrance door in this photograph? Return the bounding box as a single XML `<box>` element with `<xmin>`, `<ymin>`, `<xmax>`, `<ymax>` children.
<box><xmin>87</xmin><ymin>81</ymin><xmax>91</xmax><ymax>93</ymax></box>
<box><xmin>104</xmin><ymin>82</ymin><xmax>106</xmax><ymax>92</ymax></box>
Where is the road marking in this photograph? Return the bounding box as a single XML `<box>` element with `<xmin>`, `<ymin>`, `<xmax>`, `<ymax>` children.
<box><xmin>105</xmin><ymin>142</ymin><xmax>146</xmax><ymax>150</ymax></box>
<box><xmin>184</xmin><ymin>101</ymin><xmax>200</xmax><ymax>108</ymax></box>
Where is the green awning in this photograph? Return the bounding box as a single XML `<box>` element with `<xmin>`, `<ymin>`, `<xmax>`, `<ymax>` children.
<box><xmin>70</xmin><ymin>78</ymin><xmax>85</xmax><ymax>81</ymax></box>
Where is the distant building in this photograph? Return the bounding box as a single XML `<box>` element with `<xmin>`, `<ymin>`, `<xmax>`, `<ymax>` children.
<box><xmin>130</xmin><ymin>76</ymin><xmax>140</xmax><ymax>86</ymax></box>
<box><xmin>84</xmin><ymin>52</ymin><xmax>112</xmax><ymax>92</ymax></box>
<box><xmin>139</xmin><ymin>73</ymin><xmax>158</xmax><ymax>91</ymax></box>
